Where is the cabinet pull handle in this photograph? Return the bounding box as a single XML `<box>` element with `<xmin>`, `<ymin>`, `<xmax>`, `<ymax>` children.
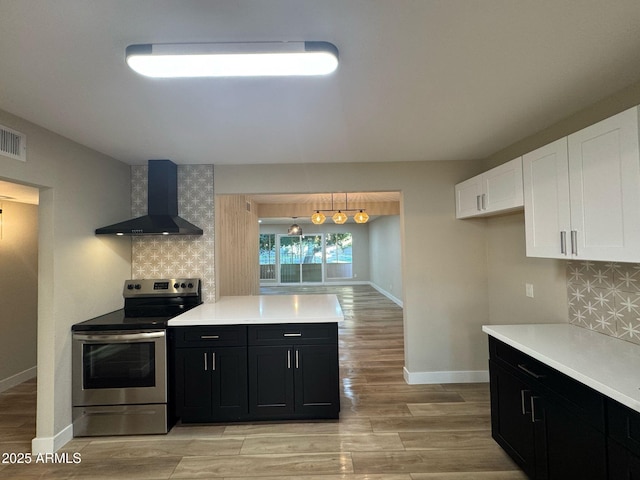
<box><xmin>530</xmin><ymin>396</ymin><xmax>542</xmax><ymax>423</ymax></box>
<box><xmin>204</xmin><ymin>352</ymin><xmax>208</xmax><ymax>371</ymax></box>
<box><xmin>520</xmin><ymin>389</ymin><xmax>531</xmax><ymax>415</ymax></box>
<box><xmin>517</xmin><ymin>363</ymin><xmax>546</xmax><ymax>379</ymax></box>
<box><xmin>476</xmin><ymin>195</ymin><xmax>482</xmax><ymax>211</ymax></box>
<box><xmin>560</xmin><ymin>231</ymin><xmax>567</xmax><ymax>255</ymax></box>
<box><xmin>571</xmin><ymin>230</ymin><xmax>578</xmax><ymax>255</ymax></box>
<box><xmin>284</xmin><ymin>333</ymin><xmax>302</xmax><ymax>337</ymax></box>
<box><xmin>200</xmin><ymin>335</ymin><xmax>219</xmax><ymax>339</ymax></box>
<box><xmin>287</xmin><ymin>350</ymin><xmax>291</xmax><ymax>369</ymax></box>
<box><xmin>212</xmin><ymin>352</ymin><xmax>216</xmax><ymax>371</ymax></box>
<box><xmin>295</xmin><ymin>349</ymin><xmax>299</xmax><ymax>369</ymax></box>
<box><xmin>481</xmin><ymin>193</ymin><xmax>486</xmax><ymax>210</ymax></box>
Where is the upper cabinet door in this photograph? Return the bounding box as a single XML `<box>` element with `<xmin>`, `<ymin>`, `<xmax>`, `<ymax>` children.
<box><xmin>455</xmin><ymin>157</ymin><xmax>523</xmax><ymax>219</ymax></box>
<box><xmin>568</xmin><ymin>107</ymin><xmax>640</xmax><ymax>262</ymax></box>
<box><xmin>523</xmin><ymin>138</ymin><xmax>571</xmax><ymax>259</ymax></box>
<box><xmin>455</xmin><ymin>176</ymin><xmax>484</xmax><ymax>218</ymax></box>
<box><xmin>482</xmin><ymin>157</ymin><xmax>524</xmax><ymax>214</ymax></box>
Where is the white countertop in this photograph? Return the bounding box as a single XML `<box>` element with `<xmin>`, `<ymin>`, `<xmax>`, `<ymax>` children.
<box><xmin>483</xmin><ymin>323</ymin><xmax>640</xmax><ymax>413</ymax></box>
<box><xmin>168</xmin><ymin>294</ymin><xmax>344</xmax><ymax>326</ymax></box>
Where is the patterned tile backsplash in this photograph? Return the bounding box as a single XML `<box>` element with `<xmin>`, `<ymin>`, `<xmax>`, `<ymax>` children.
<box><xmin>567</xmin><ymin>261</ymin><xmax>640</xmax><ymax>345</ymax></box>
<box><xmin>130</xmin><ymin>164</ymin><xmax>216</xmax><ymax>303</ymax></box>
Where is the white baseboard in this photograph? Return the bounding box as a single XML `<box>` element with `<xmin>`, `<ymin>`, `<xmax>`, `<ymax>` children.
<box><xmin>403</xmin><ymin>367</ymin><xmax>489</xmax><ymax>384</ymax></box>
<box><xmin>31</xmin><ymin>423</ymin><xmax>74</xmax><ymax>454</ymax></box>
<box><xmin>369</xmin><ymin>282</ymin><xmax>403</xmax><ymax>307</ymax></box>
<box><xmin>0</xmin><ymin>366</ymin><xmax>36</xmax><ymax>393</ymax></box>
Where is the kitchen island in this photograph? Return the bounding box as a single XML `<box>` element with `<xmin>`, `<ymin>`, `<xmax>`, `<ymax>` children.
<box><xmin>168</xmin><ymin>294</ymin><xmax>343</xmax><ymax>423</ymax></box>
<box><xmin>483</xmin><ymin>323</ymin><xmax>640</xmax><ymax>479</ymax></box>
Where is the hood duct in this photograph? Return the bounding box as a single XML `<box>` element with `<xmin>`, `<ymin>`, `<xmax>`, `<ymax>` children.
<box><xmin>95</xmin><ymin>159</ymin><xmax>204</xmax><ymax>236</ymax></box>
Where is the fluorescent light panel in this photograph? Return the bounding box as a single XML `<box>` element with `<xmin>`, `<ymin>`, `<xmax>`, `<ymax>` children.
<box><xmin>126</xmin><ymin>41</ymin><xmax>338</xmax><ymax>77</ymax></box>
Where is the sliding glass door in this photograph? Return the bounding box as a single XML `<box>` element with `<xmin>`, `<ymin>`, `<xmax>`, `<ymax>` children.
<box><xmin>279</xmin><ymin>234</ymin><xmax>323</xmax><ymax>283</ymax></box>
<box><xmin>260</xmin><ymin>232</ymin><xmax>353</xmax><ymax>285</ymax></box>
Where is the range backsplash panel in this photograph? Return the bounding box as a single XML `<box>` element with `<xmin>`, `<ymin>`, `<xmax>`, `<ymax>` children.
<box><xmin>567</xmin><ymin>261</ymin><xmax>640</xmax><ymax>345</ymax></box>
<box><xmin>131</xmin><ymin>164</ymin><xmax>215</xmax><ymax>302</ymax></box>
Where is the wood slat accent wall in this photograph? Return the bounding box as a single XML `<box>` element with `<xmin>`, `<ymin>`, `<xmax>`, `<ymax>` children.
<box><xmin>215</xmin><ymin>195</ymin><xmax>260</xmax><ymax>297</ymax></box>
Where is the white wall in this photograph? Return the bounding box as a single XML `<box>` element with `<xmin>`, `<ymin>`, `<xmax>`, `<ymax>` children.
<box><xmin>486</xmin><ymin>212</ymin><xmax>567</xmax><ymax>325</ymax></box>
<box><xmin>0</xmin><ymin>108</ymin><xmax>131</xmax><ymax>452</ymax></box>
<box><xmin>215</xmin><ymin>160</ymin><xmax>490</xmax><ymax>383</ymax></box>
<box><xmin>369</xmin><ymin>215</ymin><xmax>402</xmax><ymax>304</ymax></box>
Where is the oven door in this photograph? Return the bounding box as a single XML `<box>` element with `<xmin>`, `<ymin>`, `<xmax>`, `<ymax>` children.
<box><xmin>72</xmin><ymin>330</ymin><xmax>166</xmax><ymax>406</ymax></box>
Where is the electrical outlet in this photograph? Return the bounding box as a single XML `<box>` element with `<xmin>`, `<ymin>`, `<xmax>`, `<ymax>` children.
<box><xmin>526</xmin><ymin>283</ymin><xmax>534</xmax><ymax>298</ymax></box>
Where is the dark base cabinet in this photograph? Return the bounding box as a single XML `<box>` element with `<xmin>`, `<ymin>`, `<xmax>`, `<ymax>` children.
<box><xmin>248</xmin><ymin>344</ymin><xmax>339</xmax><ymax>419</ymax></box>
<box><xmin>488</xmin><ymin>337</ymin><xmax>607</xmax><ymax>480</ymax></box>
<box><xmin>609</xmin><ymin>440</ymin><xmax>640</xmax><ymax>479</ymax></box>
<box><xmin>489</xmin><ymin>360</ymin><xmax>536</xmax><ymax>478</ymax></box>
<box><xmin>248</xmin><ymin>324</ymin><xmax>339</xmax><ymax>420</ymax></box>
<box><xmin>174</xmin><ymin>346</ymin><xmax>248</xmax><ymax>423</ymax></box>
<box><xmin>608</xmin><ymin>397</ymin><xmax>640</xmax><ymax>479</ymax></box>
<box><xmin>171</xmin><ymin>323</ymin><xmax>339</xmax><ymax>424</ymax></box>
<box><xmin>173</xmin><ymin>326</ymin><xmax>248</xmax><ymax>423</ymax></box>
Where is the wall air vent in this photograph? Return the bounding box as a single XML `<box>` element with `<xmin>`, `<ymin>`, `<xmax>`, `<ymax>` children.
<box><xmin>0</xmin><ymin>125</ymin><xmax>26</xmax><ymax>162</ymax></box>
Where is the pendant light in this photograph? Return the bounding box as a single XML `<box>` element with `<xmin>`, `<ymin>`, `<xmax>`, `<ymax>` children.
<box><xmin>311</xmin><ymin>211</ymin><xmax>326</xmax><ymax>225</ymax></box>
<box><xmin>354</xmin><ymin>210</ymin><xmax>369</xmax><ymax>224</ymax></box>
<box><xmin>332</xmin><ymin>211</ymin><xmax>348</xmax><ymax>224</ymax></box>
<box><xmin>287</xmin><ymin>218</ymin><xmax>302</xmax><ymax>235</ymax></box>
<box><xmin>309</xmin><ymin>193</ymin><xmax>369</xmax><ymax>225</ymax></box>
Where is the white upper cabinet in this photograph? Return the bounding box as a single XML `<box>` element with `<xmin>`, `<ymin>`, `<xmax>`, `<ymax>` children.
<box><xmin>455</xmin><ymin>157</ymin><xmax>523</xmax><ymax>219</ymax></box>
<box><xmin>523</xmin><ymin>138</ymin><xmax>571</xmax><ymax>258</ymax></box>
<box><xmin>523</xmin><ymin>106</ymin><xmax>640</xmax><ymax>262</ymax></box>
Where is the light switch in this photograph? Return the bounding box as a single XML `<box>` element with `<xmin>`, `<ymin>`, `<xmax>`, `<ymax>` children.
<box><xmin>526</xmin><ymin>283</ymin><xmax>534</xmax><ymax>298</ymax></box>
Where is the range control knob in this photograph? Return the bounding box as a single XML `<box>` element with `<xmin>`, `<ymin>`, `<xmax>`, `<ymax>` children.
<box><xmin>181</xmin><ymin>283</ymin><xmax>187</xmax><ymax>288</ymax></box>
<box><xmin>174</xmin><ymin>283</ymin><xmax>180</xmax><ymax>289</ymax></box>
<box><xmin>127</xmin><ymin>284</ymin><xmax>134</xmax><ymax>290</ymax></box>
<box><xmin>134</xmin><ymin>284</ymin><xmax>141</xmax><ymax>290</ymax></box>
<box><xmin>187</xmin><ymin>282</ymin><xmax>194</xmax><ymax>289</ymax></box>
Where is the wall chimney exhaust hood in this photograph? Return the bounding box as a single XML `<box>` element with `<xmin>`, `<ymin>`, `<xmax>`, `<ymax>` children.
<box><xmin>95</xmin><ymin>159</ymin><xmax>203</xmax><ymax>236</ymax></box>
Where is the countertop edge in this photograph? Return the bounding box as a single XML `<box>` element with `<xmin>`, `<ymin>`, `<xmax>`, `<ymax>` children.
<box><xmin>482</xmin><ymin>324</ymin><xmax>640</xmax><ymax>413</ymax></box>
<box><xmin>167</xmin><ymin>294</ymin><xmax>344</xmax><ymax>326</ymax></box>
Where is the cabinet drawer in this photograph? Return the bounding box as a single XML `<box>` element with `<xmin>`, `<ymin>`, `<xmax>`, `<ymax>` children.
<box><xmin>489</xmin><ymin>337</ymin><xmax>605</xmax><ymax>431</ymax></box>
<box><xmin>172</xmin><ymin>326</ymin><xmax>247</xmax><ymax>347</ymax></box>
<box><xmin>608</xmin><ymin>399</ymin><xmax>640</xmax><ymax>457</ymax></box>
<box><xmin>248</xmin><ymin>323</ymin><xmax>337</xmax><ymax>345</ymax></box>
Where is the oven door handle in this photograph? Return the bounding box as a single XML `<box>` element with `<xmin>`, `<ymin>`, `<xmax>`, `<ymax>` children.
<box><xmin>73</xmin><ymin>331</ymin><xmax>166</xmax><ymax>342</ymax></box>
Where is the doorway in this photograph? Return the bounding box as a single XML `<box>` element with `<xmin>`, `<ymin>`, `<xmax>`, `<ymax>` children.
<box><xmin>0</xmin><ymin>180</ymin><xmax>39</xmax><ymax>395</ymax></box>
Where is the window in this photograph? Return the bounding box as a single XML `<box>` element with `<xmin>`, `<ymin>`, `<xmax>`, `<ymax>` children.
<box><xmin>259</xmin><ymin>232</ymin><xmax>353</xmax><ymax>284</ymax></box>
<box><xmin>259</xmin><ymin>234</ymin><xmax>276</xmax><ymax>281</ymax></box>
<box><xmin>325</xmin><ymin>233</ymin><xmax>353</xmax><ymax>279</ymax></box>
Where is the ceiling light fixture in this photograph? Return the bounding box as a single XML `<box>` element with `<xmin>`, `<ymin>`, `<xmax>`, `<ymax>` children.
<box><xmin>288</xmin><ymin>219</ymin><xmax>302</xmax><ymax>236</ymax></box>
<box><xmin>126</xmin><ymin>41</ymin><xmax>339</xmax><ymax>78</ymax></box>
<box><xmin>311</xmin><ymin>193</ymin><xmax>369</xmax><ymax>225</ymax></box>
<box><xmin>354</xmin><ymin>210</ymin><xmax>369</xmax><ymax>224</ymax></box>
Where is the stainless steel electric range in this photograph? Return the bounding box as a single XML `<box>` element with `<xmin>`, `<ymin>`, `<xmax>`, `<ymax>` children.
<box><xmin>71</xmin><ymin>278</ymin><xmax>202</xmax><ymax>436</ymax></box>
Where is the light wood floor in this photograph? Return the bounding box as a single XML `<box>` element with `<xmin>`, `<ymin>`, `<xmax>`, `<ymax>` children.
<box><xmin>0</xmin><ymin>285</ymin><xmax>525</xmax><ymax>479</ymax></box>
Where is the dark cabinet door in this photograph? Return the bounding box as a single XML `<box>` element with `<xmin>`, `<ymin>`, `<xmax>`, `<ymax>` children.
<box><xmin>489</xmin><ymin>360</ymin><xmax>536</xmax><ymax>478</ymax></box>
<box><xmin>248</xmin><ymin>345</ymin><xmax>294</xmax><ymax>417</ymax></box>
<box><xmin>609</xmin><ymin>439</ymin><xmax>640</xmax><ymax>479</ymax></box>
<box><xmin>212</xmin><ymin>347</ymin><xmax>248</xmax><ymax>421</ymax></box>
<box><xmin>174</xmin><ymin>347</ymin><xmax>213</xmax><ymax>423</ymax></box>
<box><xmin>175</xmin><ymin>346</ymin><xmax>248</xmax><ymax>423</ymax></box>
<box><xmin>294</xmin><ymin>344</ymin><xmax>339</xmax><ymax>417</ymax></box>
<box><xmin>534</xmin><ymin>395</ymin><xmax>606</xmax><ymax>480</ymax></box>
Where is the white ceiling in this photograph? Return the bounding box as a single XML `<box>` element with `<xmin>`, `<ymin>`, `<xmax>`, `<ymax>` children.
<box><xmin>1</xmin><ymin>1</ymin><xmax>640</xmax><ymax>166</ymax></box>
